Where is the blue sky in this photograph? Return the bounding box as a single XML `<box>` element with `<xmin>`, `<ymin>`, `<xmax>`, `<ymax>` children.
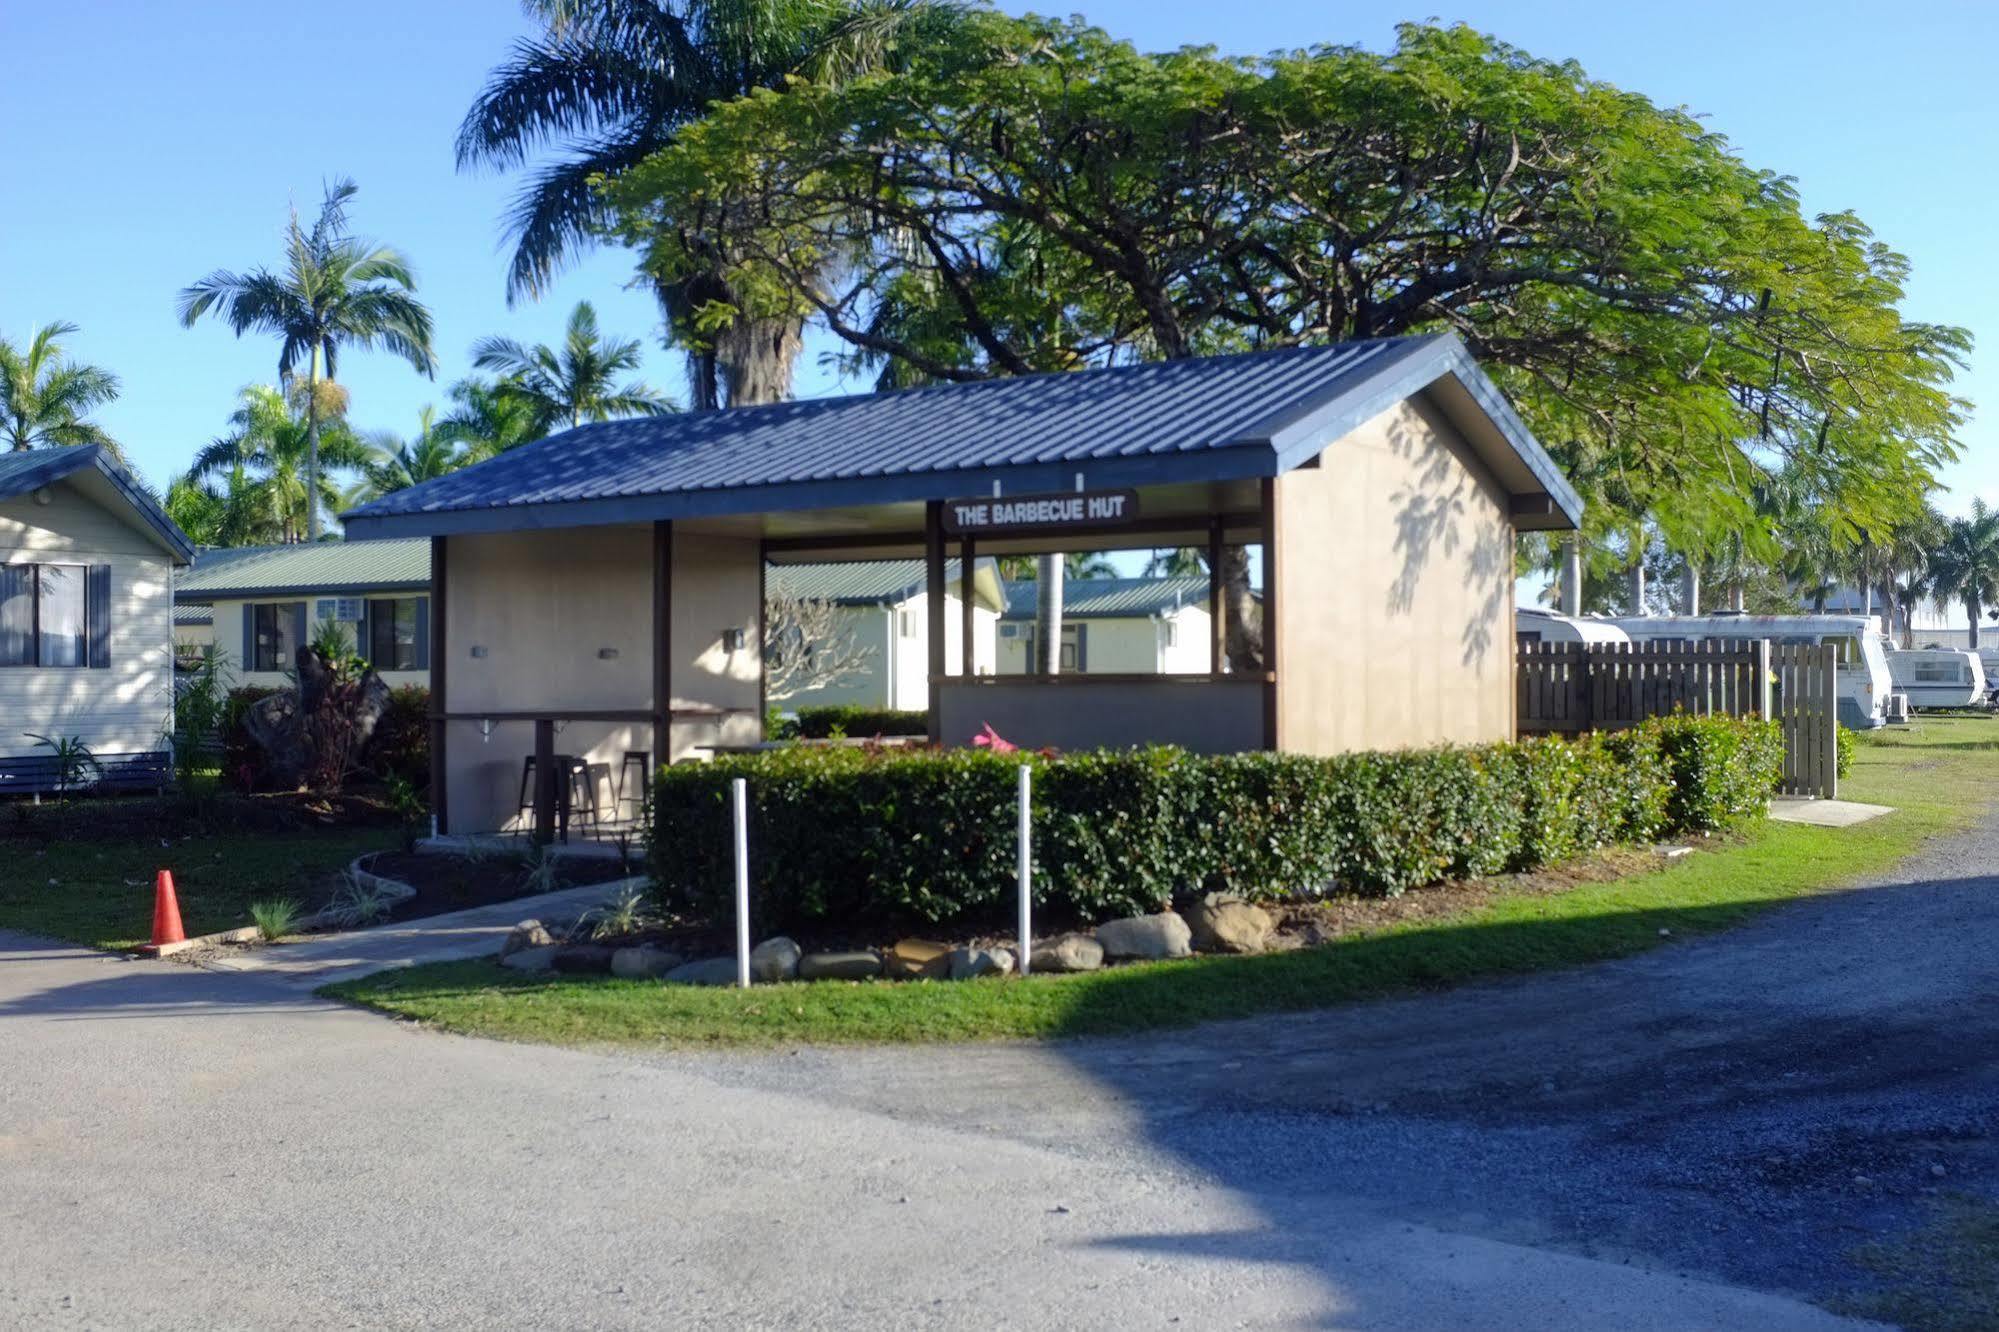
<box><xmin>3</xmin><ymin>1</ymin><xmax>1991</xmax><ymax>519</ymax></box>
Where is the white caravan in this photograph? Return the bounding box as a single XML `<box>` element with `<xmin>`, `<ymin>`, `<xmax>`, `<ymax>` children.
<box><xmin>1516</xmin><ymin>607</ymin><xmax>1632</xmax><ymax>646</ymax></box>
<box><xmin>1886</xmin><ymin>648</ymin><xmax>1987</xmax><ymax>710</ymax></box>
<box><xmin>1602</xmin><ymin>613</ymin><xmax>1895</xmax><ymax>731</ymax></box>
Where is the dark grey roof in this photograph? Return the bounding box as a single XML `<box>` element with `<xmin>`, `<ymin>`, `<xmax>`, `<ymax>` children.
<box><xmin>769</xmin><ymin>558</ymin><xmax>1004</xmax><ymax>612</ymax></box>
<box><xmin>0</xmin><ymin>446</ymin><xmax>194</xmax><ymax>563</ymax></box>
<box><xmin>342</xmin><ymin>336</ymin><xmax>1581</xmax><ymax>539</ymax></box>
<box><xmin>174</xmin><ymin>604</ymin><xmax>213</xmax><ymax>626</ymax></box>
<box><xmin>1003</xmin><ymin>576</ymin><xmax>1212</xmax><ymax>620</ymax></box>
<box><xmin>175</xmin><ymin>538</ymin><xmax>431</xmax><ymax>601</ymax></box>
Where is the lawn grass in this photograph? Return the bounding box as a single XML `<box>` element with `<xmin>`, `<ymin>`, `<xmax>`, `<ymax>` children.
<box><xmin>326</xmin><ymin>717</ymin><xmax>1999</xmax><ymax>1048</ymax></box>
<box><xmin>0</xmin><ymin>824</ymin><xmax>391</xmax><ymax>950</ymax></box>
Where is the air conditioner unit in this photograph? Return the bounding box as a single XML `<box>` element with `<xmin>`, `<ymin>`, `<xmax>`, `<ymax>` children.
<box><xmin>1884</xmin><ymin>693</ymin><xmax>1912</xmax><ymax>724</ymax></box>
<box><xmin>999</xmin><ymin>624</ymin><xmax>1019</xmax><ymax>638</ymax></box>
<box><xmin>316</xmin><ymin>597</ymin><xmax>364</xmax><ymax>622</ymax></box>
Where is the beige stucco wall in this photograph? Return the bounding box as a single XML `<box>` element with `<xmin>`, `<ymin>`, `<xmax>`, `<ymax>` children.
<box><xmin>1274</xmin><ymin>392</ymin><xmax>1515</xmax><ymax>754</ymax></box>
<box><xmin>0</xmin><ymin>484</ymin><xmax>174</xmax><ymax>759</ymax></box>
<box><xmin>440</xmin><ymin>523</ymin><xmax>762</xmax><ymax>834</ymax></box>
<box><xmin>201</xmin><ymin>597</ymin><xmax>429</xmax><ymax>692</ymax></box>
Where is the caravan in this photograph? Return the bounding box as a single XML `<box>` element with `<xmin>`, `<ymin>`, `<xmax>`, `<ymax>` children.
<box><xmin>1887</xmin><ymin>648</ymin><xmax>1988</xmax><ymax>710</ymax></box>
<box><xmin>1602</xmin><ymin>614</ymin><xmax>1895</xmax><ymax>730</ymax></box>
<box><xmin>1516</xmin><ymin>607</ymin><xmax>1631</xmax><ymax>646</ymax></box>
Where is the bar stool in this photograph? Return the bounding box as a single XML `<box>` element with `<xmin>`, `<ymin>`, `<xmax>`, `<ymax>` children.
<box><xmin>615</xmin><ymin>750</ymin><xmax>652</xmax><ymax>825</ymax></box>
<box><xmin>518</xmin><ymin>753</ymin><xmax>592</xmax><ymax>827</ymax></box>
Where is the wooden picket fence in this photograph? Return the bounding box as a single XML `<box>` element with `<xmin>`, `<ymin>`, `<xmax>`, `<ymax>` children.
<box><xmin>1516</xmin><ymin>639</ymin><xmax>1838</xmax><ymax>798</ymax></box>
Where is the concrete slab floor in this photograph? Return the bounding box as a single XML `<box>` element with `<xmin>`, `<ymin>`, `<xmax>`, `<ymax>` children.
<box><xmin>1767</xmin><ymin>796</ymin><xmax>1896</xmax><ymax>827</ymax></box>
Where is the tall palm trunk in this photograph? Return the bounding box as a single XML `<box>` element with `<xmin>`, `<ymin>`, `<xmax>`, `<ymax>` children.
<box><xmin>1036</xmin><ymin>554</ymin><xmax>1064</xmax><ymax>675</ymax></box>
<box><xmin>303</xmin><ymin>345</ymin><xmax>323</xmax><ymax>542</ymax></box>
<box><xmin>718</xmin><ymin>315</ymin><xmax>803</xmax><ymax>406</ymax></box>
<box><xmin>1969</xmin><ymin>596</ymin><xmax>1983</xmax><ymax>652</ymax></box>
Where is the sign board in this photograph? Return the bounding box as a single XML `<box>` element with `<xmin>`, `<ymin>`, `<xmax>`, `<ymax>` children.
<box><xmin>943</xmin><ymin>489</ymin><xmax>1139</xmax><ymax>536</ymax></box>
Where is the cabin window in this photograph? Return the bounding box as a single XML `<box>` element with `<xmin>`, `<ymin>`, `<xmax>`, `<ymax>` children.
<box><xmin>1162</xmin><ymin>619</ymin><xmax>1179</xmax><ymax>648</ymax></box>
<box><xmin>250</xmin><ymin>601</ymin><xmax>305</xmax><ymax>672</ymax></box>
<box><xmin>1911</xmin><ymin>659</ymin><xmax>1965</xmax><ymax>684</ymax></box>
<box><xmin>1017</xmin><ymin>624</ymin><xmax>1085</xmax><ymax>672</ymax></box>
<box><xmin>366</xmin><ymin>598</ymin><xmax>427</xmax><ymax>672</ymax></box>
<box><xmin>897</xmin><ymin>608</ymin><xmax>917</xmax><ymax>639</ymax></box>
<box><xmin>0</xmin><ymin>563</ymin><xmax>108</xmax><ymax>669</ymax></box>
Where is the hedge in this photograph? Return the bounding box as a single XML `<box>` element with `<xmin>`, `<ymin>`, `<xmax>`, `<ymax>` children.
<box><xmin>648</xmin><ymin>714</ymin><xmax>1784</xmax><ymax>933</ymax></box>
<box><xmin>790</xmin><ymin>705</ymin><xmax>929</xmax><ymax>739</ymax></box>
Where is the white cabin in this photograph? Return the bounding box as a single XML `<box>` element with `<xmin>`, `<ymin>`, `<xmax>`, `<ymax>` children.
<box><xmin>0</xmin><ymin>447</ymin><xmax>194</xmax><ymax>790</ymax></box>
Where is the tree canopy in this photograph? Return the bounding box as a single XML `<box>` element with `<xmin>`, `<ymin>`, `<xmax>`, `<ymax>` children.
<box><xmin>604</xmin><ymin>15</ymin><xmax>1968</xmax><ymax>557</ymax></box>
<box><xmin>469</xmin><ymin>300</ymin><xmax>674</xmax><ymax>430</ymax></box>
<box><xmin>0</xmin><ymin>322</ymin><xmax>121</xmax><ymax>455</ymax></box>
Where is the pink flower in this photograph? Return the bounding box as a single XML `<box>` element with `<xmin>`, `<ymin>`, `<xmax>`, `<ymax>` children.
<box><xmin>971</xmin><ymin>723</ymin><xmax>1017</xmax><ymax>754</ymax></box>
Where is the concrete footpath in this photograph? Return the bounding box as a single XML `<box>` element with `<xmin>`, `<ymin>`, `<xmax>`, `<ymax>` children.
<box><xmin>0</xmin><ymin>931</ymin><xmax>1867</xmax><ymax>1330</ymax></box>
<box><xmin>196</xmin><ymin>879</ymin><xmax>634</xmax><ymax>989</ymax></box>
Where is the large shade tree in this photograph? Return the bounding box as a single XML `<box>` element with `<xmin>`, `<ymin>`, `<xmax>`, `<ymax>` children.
<box><xmin>178</xmin><ymin>179</ymin><xmax>435</xmax><ymax>540</ymax></box>
<box><xmin>469</xmin><ymin>300</ymin><xmax>673</xmax><ymax>429</ymax></box>
<box><xmin>456</xmin><ymin>0</ymin><xmax>960</xmax><ymax>410</ymax></box>
<box><xmin>609</xmin><ymin>15</ymin><xmax>1969</xmax><ymax>602</ymax></box>
<box><xmin>0</xmin><ymin>322</ymin><xmax>121</xmax><ymax>455</ymax></box>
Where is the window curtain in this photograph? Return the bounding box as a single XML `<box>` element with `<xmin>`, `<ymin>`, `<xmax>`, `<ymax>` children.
<box><xmin>0</xmin><ymin>566</ymin><xmax>30</xmax><ymax>667</ymax></box>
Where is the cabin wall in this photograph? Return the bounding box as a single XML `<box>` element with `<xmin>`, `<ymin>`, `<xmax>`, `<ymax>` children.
<box><xmin>0</xmin><ymin>485</ymin><xmax>174</xmax><ymax>760</ymax></box>
<box><xmin>1274</xmin><ymin>391</ymin><xmax>1515</xmax><ymax>754</ymax></box>
<box><xmin>203</xmin><ymin>597</ymin><xmax>430</xmax><ymax>692</ymax></box>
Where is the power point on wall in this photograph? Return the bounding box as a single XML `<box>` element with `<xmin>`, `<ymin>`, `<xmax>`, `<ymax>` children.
<box><xmin>469</xmin><ymin>645</ymin><xmax>488</xmax><ymax>659</ymax></box>
<box><xmin>598</xmin><ymin>647</ymin><xmax>620</xmax><ymax>660</ymax></box>
<box><xmin>721</xmin><ymin>628</ymin><xmax>745</xmax><ymax>652</ymax></box>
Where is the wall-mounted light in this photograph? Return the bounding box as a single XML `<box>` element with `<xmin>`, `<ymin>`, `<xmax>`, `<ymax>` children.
<box><xmin>31</xmin><ymin>487</ymin><xmax>52</xmax><ymax>507</ymax></box>
<box><xmin>469</xmin><ymin>645</ymin><xmax>488</xmax><ymax>659</ymax></box>
<box><xmin>721</xmin><ymin>627</ymin><xmax>746</xmax><ymax>653</ymax></box>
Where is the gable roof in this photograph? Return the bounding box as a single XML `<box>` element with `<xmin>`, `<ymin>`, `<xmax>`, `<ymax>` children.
<box><xmin>1002</xmin><ymin>576</ymin><xmax>1215</xmax><ymax>620</ymax></box>
<box><xmin>341</xmin><ymin>335</ymin><xmax>1581</xmax><ymax>539</ymax></box>
<box><xmin>175</xmin><ymin>537</ymin><xmax>431</xmax><ymax>601</ymax></box>
<box><xmin>769</xmin><ymin>558</ymin><xmax>1006</xmax><ymax>613</ymax></box>
<box><xmin>0</xmin><ymin>446</ymin><xmax>195</xmax><ymax>564</ymax></box>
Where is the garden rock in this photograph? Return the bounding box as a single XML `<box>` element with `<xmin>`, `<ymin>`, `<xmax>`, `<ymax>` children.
<box><xmin>665</xmin><ymin>956</ymin><xmax>741</xmax><ymax>987</ymax></box>
<box><xmin>610</xmin><ymin>945</ymin><xmax>684</xmax><ymax>980</ymax></box>
<box><xmin>499</xmin><ymin>920</ymin><xmax>554</xmax><ymax>959</ymax></box>
<box><xmin>799</xmin><ymin>950</ymin><xmax>881</xmax><ymax>981</ymax></box>
<box><xmin>948</xmin><ymin>946</ymin><xmax>1014</xmax><ymax>980</ymax></box>
<box><xmin>1095</xmin><ymin>911</ymin><xmax>1193</xmax><ymax>960</ymax></box>
<box><xmin>551</xmin><ymin>944</ymin><xmax>615</xmax><ymax>975</ymax></box>
<box><xmin>1030</xmin><ymin>933</ymin><xmax>1104</xmax><ymax>974</ymax></box>
<box><xmin>1185</xmin><ymin>893</ymin><xmax>1273</xmax><ymax>954</ymax></box>
<box><xmin>499</xmin><ymin>944</ymin><xmax>558</xmax><ymax>973</ymax></box>
<box><xmin>885</xmin><ymin>938</ymin><xmax>952</xmax><ymax>979</ymax></box>
<box><xmin>749</xmin><ymin>936</ymin><xmax>803</xmax><ymax>983</ymax></box>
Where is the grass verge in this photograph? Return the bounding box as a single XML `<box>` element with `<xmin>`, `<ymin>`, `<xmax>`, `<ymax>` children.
<box><xmin>0</xmin><ymin>827</ymin><xmax>389</xmax><ymax>950</ymax></box>
<box><xmin>325</xmin><ymin>717</ymin><xmax>1998</xmax><ymax>1048</ymax></box>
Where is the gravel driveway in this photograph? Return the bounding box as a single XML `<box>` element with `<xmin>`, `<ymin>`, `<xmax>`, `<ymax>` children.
<box><xmin>7</xmin><ymin>807</ymin><xmax>1995</xmax><ymax>1328</ymax></box>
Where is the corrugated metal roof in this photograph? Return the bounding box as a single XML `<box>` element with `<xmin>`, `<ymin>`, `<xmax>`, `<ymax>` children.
<box><xmin>0</xmin><ymin>445</ymin><xmax>195</xmax><ymax>563</ymax></box>
<box><xmin>1003</xmin><ymin>576</ymin><xmax>1211</xmax><ymax>620</ymax></box>
<box><xmin>173</xmin><ymin>604</ymin><xmax>212</xmax><ymax>626</ymax></box>
<box><xmin>341</xmin><ymin>336</ymin><xmax>1582</xmax><ymax>539</ymax></box>
<box><xmin>769</xmin><ymin>558</ymin><xmax>1006</xmax><ymax>612</ymax></box>
<box><xmin>175</xmin><ymin>538</ymin><xmax>431</xmax><ymax>600</ymax></box>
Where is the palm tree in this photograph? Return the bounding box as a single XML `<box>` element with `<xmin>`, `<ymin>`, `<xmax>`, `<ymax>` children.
<box><xmin>0</xmin><ymin>322</ymin><xmax>121</xmax><ymax>454</ymax></box>
<box><xmin>177</xmin><ymin>179</ymin><xmax>435</xmax><ymax>539</ymax></box>
<box><xmin>1144</xmin><ymin>547</ymin><xmax>1206</xmax><ymax>578</ymax></box>
<box><xmin>351</xmin><ymin>407</ymin><xmax>469</xmax><ymax>502</ymax></box>
<box><xmin>1927</xmin><ymin>500</ymin><xmax>1999</xmax><ymax>650</ymax></box>
<box><xmin>435</xmin><ymin>376</ymin><xmax>548</xmax><ymax>460</ymax></box>
<box><xmin>188</xmin><ymin>386</ymin><xmax>374</xmax><ymax>544</ymax></box>
<box><xmin>166</xmin><ymin>469</ymin><xmax>281</xmax><ymax>548</ymax></box>
<box><xmin>456</xmin><ymin>0</ymin><xmax>957</xmax><ymax>410</ymax></box>
<box><xmin>469</xmin><ymin>302</ymin><xmax>672</xmax><ymax>430</ymax></box>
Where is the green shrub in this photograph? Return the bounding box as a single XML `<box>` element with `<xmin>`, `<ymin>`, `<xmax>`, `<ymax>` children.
<box><xmin>791</xmin><ymin>706</ymin><xmax>929</xmax><ymax>739</ymax></box>
<box><xmin>1835</xmin><ymin>724</ymin><xmax>1856</xmax><ymax>779</ymax></box>
<box><xmin>221</xmin><ymin>686</ymin><xmax>281</xmax><ymax>790</ymax></box>
<box><xmin>367</xmin><ymin>685</ymin><xmax>431</xmax><ymax>789</ymax></box>
<box><xmin>648</xmin><ymin>715</ymin><xmax>1785</xmax><ymax>932</ymax></box>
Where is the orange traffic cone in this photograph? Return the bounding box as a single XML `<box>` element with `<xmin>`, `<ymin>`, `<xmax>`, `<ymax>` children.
<box><xmin>140</xmin><ymin>869</ymin><xmax>186</xmax><ymax>953</ymax></box>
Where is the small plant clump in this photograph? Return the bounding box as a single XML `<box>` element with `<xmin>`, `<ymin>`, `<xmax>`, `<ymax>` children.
<box><xmin>575</xmin><ymin>883</ymin><xmax>651</xmax><ymax>941</ymax></box>
<box><xmin>248</xmin><ymin>897</ymin><xmax>304</xmax><ymax>942</ymax></box>
<box><xmin>322</xmin><ymin>870</ymin><xmax>394</xmax><ymax>929</ymax></box>
<box><xmin>517</xmin><ymin>844</ymin><xmax>566</xmax><ymax>897</ymax></box>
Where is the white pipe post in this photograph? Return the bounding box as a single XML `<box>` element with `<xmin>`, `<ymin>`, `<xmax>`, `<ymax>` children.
<box><xmin>732</xmin><ymin>777</ymin><xmax>751</xmax><ymax>989</ymax></box>
<box><xmin>1016</xmin><ymin>764</ymin><xmax>1033</xmax><ymax>975</ymax></box>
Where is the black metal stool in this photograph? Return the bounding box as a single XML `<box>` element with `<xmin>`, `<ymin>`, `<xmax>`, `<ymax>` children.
<box><xmin>615</xmin><ymin>750</ymin><xmax>652</xmax><ymax>826</ymax></box>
